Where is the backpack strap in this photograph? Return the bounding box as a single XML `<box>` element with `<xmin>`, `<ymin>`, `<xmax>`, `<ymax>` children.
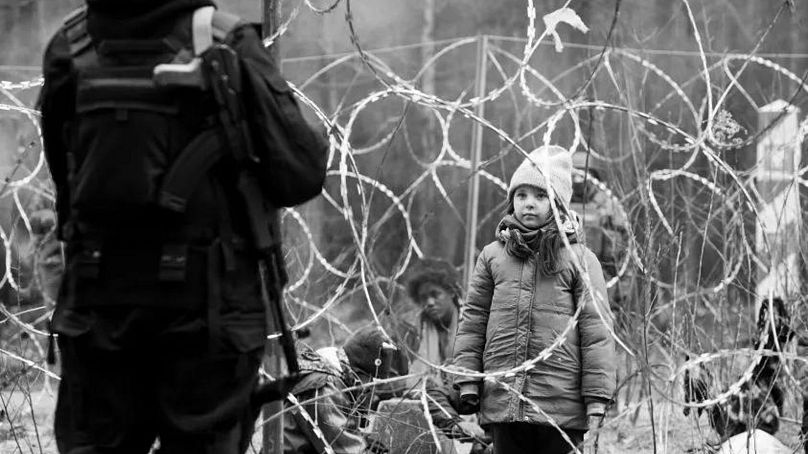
<box><xmin>192</xmin><ymin>7</ymin><xmax>243</xmax><ymax>56</ymax></box>
<box><xmin>158</xmin><ymin>130</ymin><xmax>225</xmax><ymax>212</ymax></box>
<box><xmin>63</xmin><ymin>6</ymin><xmax>86</xmax><ymax>28</ymax></box>
<box><xmin>62</xmin><ymin>7</ymin><xmax>95</xmax><ymax>66</ymax></box>
<box><xmin>211</xmin><ymin>11</ymin><xmax>243</xmax><ymax>43</ymax></box>
<box><xmin>192</xmin><ymin>6</ymin><xmax>216</xmax><ymax>55</ymax></box>
<box><xmin>156</xmin><ymin>7</ymin><xmax>246</xmax><ymax>213</ymax></box>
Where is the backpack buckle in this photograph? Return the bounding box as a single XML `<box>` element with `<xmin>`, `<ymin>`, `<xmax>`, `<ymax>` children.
<box><xmin>74</xmin><ymin>239</ymin><xmax>102</xmax><ymax>279</ymax></box>
<box><xmin>158</xmin><ymin>243</ymin><xmax>188</xmax><ymax>282</ymax></box>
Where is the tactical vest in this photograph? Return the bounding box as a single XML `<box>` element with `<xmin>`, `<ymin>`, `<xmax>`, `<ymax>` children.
<box><xmin>59</xmin><ymin>7</ymin><xmax>257</xmax><ymax>308</ymax></box>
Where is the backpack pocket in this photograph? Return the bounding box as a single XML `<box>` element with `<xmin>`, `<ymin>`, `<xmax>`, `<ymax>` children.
<box><xmin>70</xmin><ymin>70</ymin><xmax>183</xmax><ymax>221</ymax></box>
<box><xmin>241</xmin><ymin>58</ymin><xmax>328</xmax><ymax>207</ymax></box>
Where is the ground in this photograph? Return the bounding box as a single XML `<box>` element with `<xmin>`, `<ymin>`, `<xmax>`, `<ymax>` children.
<box><xmin>1</xmin><ymin>385</ymin><xmax>805</xmax><ymax>454</ymax></box>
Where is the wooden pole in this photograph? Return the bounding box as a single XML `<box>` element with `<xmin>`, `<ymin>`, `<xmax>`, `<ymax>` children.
<box><xmin>462</xmin><ymin>35</ymin><xmax>488</xmax><ymax>289</ymax></box>
<box><xmin>263</xmin><ymin>0</ymin><xmax>280</xmax><ymax>63</ymax></box>
<box><xmin>261</xmin><ymin>4</ymin><xmax>285</xmax><ymax>454</ymax></box>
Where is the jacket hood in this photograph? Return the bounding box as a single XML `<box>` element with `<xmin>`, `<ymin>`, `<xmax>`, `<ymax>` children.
<box><xmin>85</xmin><ymin>0</ymin><xmax>216</xmax><ymax>39</ymax></box>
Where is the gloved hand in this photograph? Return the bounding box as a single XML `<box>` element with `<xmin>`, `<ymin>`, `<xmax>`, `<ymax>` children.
<box><xmin>457</xmin><ymin>383</ymin><xmax>480</xmax><ymax>415</ymax></box>
<box><xmin>582</xmin><ymin>415</ymin><xmax>603</xmax><ymax>454</ymax></box>
<box><xmin>587</xmin><ymin>414</ymin><xmax>603</xmax><ymax>431</ymax></box>
<box><xmin>585</xmin><ymin>400</ymin><xmax>607</xmax><ymax>431</ymax></box>
<box><xmin>584</xmin><ymin>412</ymin><xmax>604</xmax><ymax>454</ymax></box>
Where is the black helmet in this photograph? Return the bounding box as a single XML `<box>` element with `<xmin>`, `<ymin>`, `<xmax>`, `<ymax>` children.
<box><xmin>343</xmin><ymin>326</ymin><xmax>409</xmax><ymax>379</ymax></box>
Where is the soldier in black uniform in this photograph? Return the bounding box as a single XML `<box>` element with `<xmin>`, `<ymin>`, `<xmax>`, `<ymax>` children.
<box><xmin>38</xmin><ymin>1</ymin><xmax>328</xmax><ymax>452</ymax></box>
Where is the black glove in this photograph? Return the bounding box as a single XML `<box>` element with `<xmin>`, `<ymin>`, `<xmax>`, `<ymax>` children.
<box><xmin>457</xmin><ymin>392</ymin><xmax>480</xmax><ymax>415</ymax></box>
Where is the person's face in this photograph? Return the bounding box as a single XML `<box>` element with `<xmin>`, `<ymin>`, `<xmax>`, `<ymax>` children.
<box><xmin>417</xmin><ymin>282</ymin><xmax>456</xmax><ymax>324</ymax></box>
<box><xmin>512</xmin><ymin>184</ymin><xmax>550</xmax><ymax>228</ymax></box>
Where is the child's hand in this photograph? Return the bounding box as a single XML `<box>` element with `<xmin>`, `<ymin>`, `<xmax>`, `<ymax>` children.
<box><xmin>457</xmin><ymin>383</ymin><xmax>480</xmax><ymax>414</ymax></box>
<box><xmin>586</xmin><ymin>414</ymin><xmax>603</xmax><ymax>431</ymax></box>
<box><xmin>585</xmin><ymin>401</ymin><xmax>606</xmax><ymax>431</ymax></box>
<box><xmin>583</xmin><ymin>415</ymin><xmax>604</xmax><ymax>454</ymax></box>
<box><xmin>458</xmin><ymin>383</ymin><xmax>479</xmax><ymax>397</ymax></box>
<box><xmin>458</xmin><ymin>393</ymin><xmax>480</xmax><ymax>414</ymax></box>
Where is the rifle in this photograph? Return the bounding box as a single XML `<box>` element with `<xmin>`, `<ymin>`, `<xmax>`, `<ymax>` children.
<box><xmin>201</xmin><ymin>44</ymin><xmax>301</xmax><ymax>383</ymax></box>
<box><xmin>154</xmin><ymin>41</ymin><xmax>301</xmax><ymax>401</ymax></box>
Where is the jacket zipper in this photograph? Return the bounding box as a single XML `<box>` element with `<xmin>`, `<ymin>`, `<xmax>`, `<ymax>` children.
<box><xmin>511</xmin><ymin>259</ymin><xmax>539</xmax><ymax>420</ymax></box>
<box><xmin>518</xmin><ymin>256</ymin><xmax>539</xmax><ymax>421</ymax></box>
<box><xmin>508</xmin><ymin>259</ymin><xmax>525</xmax><ymax>421</ymax></box>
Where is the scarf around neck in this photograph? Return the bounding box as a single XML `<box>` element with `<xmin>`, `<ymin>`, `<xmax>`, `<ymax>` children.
<box><xmin>496</xmin><ymin>213</ymin><xmax>579</xmax><ymax>261</ymax></box>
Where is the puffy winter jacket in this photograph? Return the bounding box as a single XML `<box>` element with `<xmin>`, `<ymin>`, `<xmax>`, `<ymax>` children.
<box><xmin>452</xmin><ymin>240</ymin><xmax>616</xmax><ymax>430</ymax></box>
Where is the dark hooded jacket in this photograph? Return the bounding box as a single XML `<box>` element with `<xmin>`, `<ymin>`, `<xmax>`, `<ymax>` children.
<box><xmin>284</xmin><ymin>344</ymin><xmax>367</xmax><ymax>454</ymax></box>
<box><xmin>38</xmin><ymin>3</ymin><xmax>328</xmax><ymax>453</ymax></box>
<box><xmin>39</xmin><ymin>1</ymin><xmax>327</xmax><ymax>341</ymax></box>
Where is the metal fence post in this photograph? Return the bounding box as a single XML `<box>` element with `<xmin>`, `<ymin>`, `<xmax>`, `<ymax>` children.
<box><xmin>463</xmin><ymin>34</ymin><xmax>488</xmax><ymax>289</ymax></box>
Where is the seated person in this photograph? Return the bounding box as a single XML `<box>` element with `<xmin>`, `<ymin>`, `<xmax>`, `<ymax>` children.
<box><xmin>400</xmin><ymin>258</ymin><xmax>463</xmax><ymax>378</ymax></box>
<box><xmin>283</xmin><ymin>326</ymin><xmax>408</xmax><ymax>454</ymax></box>
<box><xmin>397</xmin><ymin>259</ymin><xmax>492</xmax><ymax>452</ymax></box>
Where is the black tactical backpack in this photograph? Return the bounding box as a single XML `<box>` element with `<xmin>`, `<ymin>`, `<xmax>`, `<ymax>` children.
<box><xmin>58</xmin><ymin>6</ymin><xmax>327</xmax><ymax>309</ymax></box>
<box><xmin>62</xmin><ymin>6</ymin><xmax>326</xmax><ymax>235</ymax></box>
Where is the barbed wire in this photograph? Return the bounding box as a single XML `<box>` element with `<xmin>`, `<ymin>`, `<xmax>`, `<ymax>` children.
<box><xmin>1</xmin><ymin>1</ymin><xmax>808</xmax><ymax>452</ymax></box>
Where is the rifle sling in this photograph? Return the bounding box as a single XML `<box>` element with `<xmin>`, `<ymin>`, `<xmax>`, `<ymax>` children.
<box><xmin>158</xmin><ymin>128</ymin><xmax>226</xmax><ymax>213</ymax></box>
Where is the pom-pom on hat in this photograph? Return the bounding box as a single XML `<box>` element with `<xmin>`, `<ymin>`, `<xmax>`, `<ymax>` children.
<box><xmin>507</xmin><ymin>145</ymin><xmax>573</xmax><ymax>206</ymax></box>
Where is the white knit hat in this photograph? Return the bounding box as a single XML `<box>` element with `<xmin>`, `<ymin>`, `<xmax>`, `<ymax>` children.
<box><xmin>507</xmin><ymin>145</ymin><xmax>573</xmax><ymax>206</ymax></box>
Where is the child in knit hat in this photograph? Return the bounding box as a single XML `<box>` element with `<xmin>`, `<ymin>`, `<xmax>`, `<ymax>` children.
<box><xmin>452</xmin><ymin>145</ymin><xmax>617</xmax><ymax>454</ymax></box>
